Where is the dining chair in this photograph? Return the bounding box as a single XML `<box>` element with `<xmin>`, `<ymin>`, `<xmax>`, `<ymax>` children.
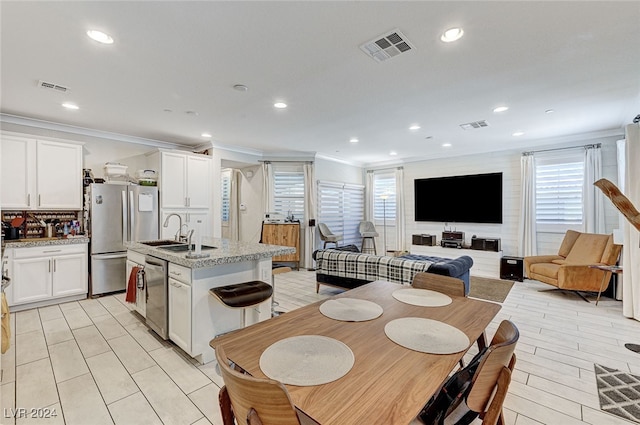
<box><xmin>216</xmin><ymin>345</ymin><xmax>302</xmax><ymax>425</ymax></box>
<box><xmin>416</xmin><ymin>320</ymin><xmax>519</xmax><ymax>425</ymax></box>
<box><xmin>318</xmin><ymin>223</ymin><xmax>343</xmax><ymax>249</ymax></box>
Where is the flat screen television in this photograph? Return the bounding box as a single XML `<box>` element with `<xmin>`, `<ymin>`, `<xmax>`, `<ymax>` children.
<box><xmin>414</xmin><ymin>172</ymin><xmax>503</xmax><ymax>224</ymax></box>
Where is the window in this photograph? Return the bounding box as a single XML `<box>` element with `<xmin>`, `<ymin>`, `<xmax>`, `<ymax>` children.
<box><xmin>535</xmin><ymin>152</ymin><xmax>584</xmax><ymax>228</ymax></box>
<box><xmin>317</xmin><ymin>182</ymin><xmax>364</xmax><ymax>246</ymax></box>
<box><xmin>373</xmin><ymin>173</ymin><xmax>396</xmax><ymax>224</ymax></box>
<box><xmin>221</xmin><ymin>170</ymin><xmax>231</xmax><ymax>223</ymax></box>
<box><xmin>273</xmin><ymin>169</ymin><xmax>305</xmax><ymax>221</ymax></box>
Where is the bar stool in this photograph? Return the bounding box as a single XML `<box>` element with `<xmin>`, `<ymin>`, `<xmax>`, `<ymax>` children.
<box><xmin>209</xmin><ymin>281</ymin><xmax>273</xmax><ymax>329</ymax></box>
<box><xmin>359</xmin><ymin>221</ymin><xmax>379</xmax><ymax>254</ymax></box>
<box><xmin>272</xmin><ymin>263</ymin><xmax>292</xmax><ymax>316</ymax></box>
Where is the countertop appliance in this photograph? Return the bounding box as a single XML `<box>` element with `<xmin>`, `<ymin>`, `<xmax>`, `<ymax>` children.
<box><xmin>144</xmin><ymin>255</ymin><xmax>168</xmax><ymax>339</ymax></box>
<box><xmin>87</xmin><ymin>184</ymin><xmax>158</xmax><ymax>296</ymax></box>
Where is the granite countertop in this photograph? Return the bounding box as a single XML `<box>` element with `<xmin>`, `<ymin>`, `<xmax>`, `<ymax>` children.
<box><xmin>2</xmin><ymin>236</ymin><xmax>90</xmax><ymax>248</ymax></box>
<box><xmin>126</xmin><ymin>237</ymin><xmax>296</xmax><ymax>269</ymax></box>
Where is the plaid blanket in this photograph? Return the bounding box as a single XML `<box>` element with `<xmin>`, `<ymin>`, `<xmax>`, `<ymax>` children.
<box><xmin>315</xmin><ymin>250</ymin><xmax>435</xmax><ymax>285</ymax></box>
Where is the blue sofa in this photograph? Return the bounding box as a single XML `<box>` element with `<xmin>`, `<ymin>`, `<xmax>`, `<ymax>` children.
<box><xmin>313</xmin><ymin>248</ymin><xmax>473</xmax><ymax>293</ymax></box>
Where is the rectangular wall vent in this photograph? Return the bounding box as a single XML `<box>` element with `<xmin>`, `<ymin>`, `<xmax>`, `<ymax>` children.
<box><xmin>460</xmin><ymin>120</ymin><xmax>489</xmax><ymax>130</ymax></box>
<box><xmin>360</xmin><ymin>29</ymin><xmax>414</xmax><ymax>62</ymax></box>
<box><xmin>37</xmin><ymin>80</ymin><xmax>69</xmax><ymax>93</ymax></box>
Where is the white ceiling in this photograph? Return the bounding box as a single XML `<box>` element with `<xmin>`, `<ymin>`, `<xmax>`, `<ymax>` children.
<box><xmin>1</xmin><ymin>1</ymin><xmax>639</xmax><ymax>166</ymax></box>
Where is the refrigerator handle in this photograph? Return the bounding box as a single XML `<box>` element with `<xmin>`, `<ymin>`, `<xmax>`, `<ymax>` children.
<box><xmin>122</xmin><ymin>190</ymin><xmax>128</xmax><ymax>243</ymax></box>
<box><xmin>130</xmin><ymin>190</ymin><xmax>135</xmax><ymax>242</ymax></box>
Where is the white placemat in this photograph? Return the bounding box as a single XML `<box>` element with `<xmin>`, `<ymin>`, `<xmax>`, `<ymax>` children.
<box><xmin>392</xmin><ymin>288</ymin><xmax>453</xmax><ymax>307</ymax></box>
<box><xmin>384</xmin><ymin>317</ymin><xmax>470</xmax><ymax>354</ymax></box>
<box><xmin>260</xmin><ymin>335</ymin><xmax>355</xmax><ymax>386</ymax></box>
<box><xmin>319</xmin><ymin>298</ymin><xmax>384</xmax><ymax>322</ymax></box>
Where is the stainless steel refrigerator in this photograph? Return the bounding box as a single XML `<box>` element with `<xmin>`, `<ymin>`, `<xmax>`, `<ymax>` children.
<box><xmin>88</xmin><ymin>184</ymin><xmax>158</xmax><ymax>296</ymax></box>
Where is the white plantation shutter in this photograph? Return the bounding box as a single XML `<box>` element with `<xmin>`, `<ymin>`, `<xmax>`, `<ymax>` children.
<box><xmin>221</xmin><ymin>170</ymin><xmax>231</xmax><ymax>223</ymax></box>
<box><xmin>317</xmin><ymin>182</ymin><xmax>364</xmax><ymax>247</ymax></box>
<box><xmin>373</xmin><ymin>173</ymin><xmax>396</xmax><ymax>224</ymax></box>
<box><xmin>535</xmin><ymin>151</ymin><xmax>584</xmax><ymax>226</ymax></box>
<box><xmin>273</xmin><ymin>170</ymin><xmax>305</xmax><ymax>220</ymax></box>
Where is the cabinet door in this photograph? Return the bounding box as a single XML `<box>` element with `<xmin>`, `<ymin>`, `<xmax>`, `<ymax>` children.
<box><xmin>12</xmin><ymin>257</ymin><xmax>52</xmax><ymax>304</ymax></box>
<box><xmin>186</xmin><ymin>211</ymin><xmax>212</xmax><ymax>238</ymax></box>
<box><xmin>168</xmin><ymin>277</ymin><xmax>191</xmax><ymax>354</ymax></box>
<box><xmin>160</xmin><ymin>152</ymin><xmax>187</xmax><ymax>208</ymax></box>
<box><xmin>126</xmin><ymin>259</ymin><xmax>146</xmax><ymax>317</ymax></box>
<box><xmin>52</xmin><ymin>253</ymin><xmax>87</xmax><ymax>297</ymax></box>
<box><xmin>186</xmin><ymin>155</ymin><xmax>211</xmax><ymax>208</ymax></box>
<box><xmin>0</xmin><ymin>135</ymin><xmax>35</xmax><ymax>208</ymax></box>
<box><xmin>36</xmin><ymin>140</ymin><xmax>83</xmax><ymax>209</ymax></box>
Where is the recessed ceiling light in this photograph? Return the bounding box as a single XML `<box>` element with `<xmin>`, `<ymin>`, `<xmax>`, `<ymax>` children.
<box><xmin>440</xmin><ymin>28</ymin><xmax>464</xmax><ymax>43</ymax></box>
<box><xmin>201</xmin><ymin>133</ymin><xmax>212</xmax><ymax>138</ymax></box>
<box><xmin>493</xmin><ymin>106</ymin><xmax>509</xmax><ymax>113</ymax></box>
<box><xmin>274</xmin><ymin>102</ymin><xmax>287</xmax><ymax>109</ymax></box>
<box><xmin>409</xmin><ymin>125</ymin><xmax>421</xmax><ymax>130</ymax></box>
<box><xmin>545</xmin><ymin>109</ymin><xmax>555</xmax><ymax>114</ymax></box>
<box><xmin>442</xmin><ymin>143</ymin><xmax>452</xmax><ymax>147</ymax></box>
<box><xmin>87</xmin><ymin>30</ymin><xmax>114</xmax><ymax>44</ymax></box>
<box><xmin>512</xmin><ymin>131</ymin><xmax>525</xmax><ymax>137</ymax></box>
<box><xmin>389</xmin><ymin>151</ymin><xmax>397</xmax><ymax>156</ymax></box>
<box><xmin>349</xmin><ymin>138</ymin><xmax>359</xmax><ymax>143</ymax></box>
<box><xmin>62</xmin><ymin>102</ymin><xmax>79</xmax><ymax>110</ymax></box>
<box><xmin>163</xmin><ymin>108</ymin><xmax>173</xmax><ymax>113</ymax></box>
<box><xmin>233</xmin><ymin>84</ymin><xmax>248</xmax><ymax>92</ymax></box>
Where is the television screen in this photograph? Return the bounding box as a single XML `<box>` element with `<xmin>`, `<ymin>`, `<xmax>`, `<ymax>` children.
<box><xmin>414</xmin><ymin>172</ymin><xmax>503</xmax><ymax>224</ymax></box>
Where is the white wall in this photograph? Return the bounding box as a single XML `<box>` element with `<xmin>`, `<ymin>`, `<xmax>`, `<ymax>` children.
<box><xmin>315</xmin><ymin>156</ymin><xmax>363</xmax><ymax>185</ymax></box>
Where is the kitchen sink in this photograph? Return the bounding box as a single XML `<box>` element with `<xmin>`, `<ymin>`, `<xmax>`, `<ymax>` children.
<box><xmin>140</xmin><ymin>240</ymin><xmax>184</xmax><ymax>247</ymax></box>
<box><xmin>158</xmin><ymin>244</ymin><xmax>217</xmax><ymax>252</ymax></box>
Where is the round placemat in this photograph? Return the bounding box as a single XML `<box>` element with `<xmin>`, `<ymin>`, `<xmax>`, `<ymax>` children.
<box><xmin>392</xmin><ymin>288</ymin><xmax>452</xmax><ymax>307</ymax></box>
<box><xmin>384</xmin><ymin>317</ymin><xmax>470</xmax><ymax>354</ymax></box>
<box><xmin>260</xmin><ymin>335</ymin><xmax>355</xmax><ymax>386</ymax></box>
<box><xmin>319</xmin><ymin>298</ymin><xmax>383</xmax><ymax>322</ymax></box>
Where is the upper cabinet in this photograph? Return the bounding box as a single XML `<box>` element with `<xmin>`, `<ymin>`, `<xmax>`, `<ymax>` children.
<box><xmin>1</xmin><ymin>134</ymin><xmax>83</xmax><ymax>210</ymax></box>
<box><xmin>153</xmin><ymin>150</ymin><xmax>212</xmax><ymax>210</ymax></box>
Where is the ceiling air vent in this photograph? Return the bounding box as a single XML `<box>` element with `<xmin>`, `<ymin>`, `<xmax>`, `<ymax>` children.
<box><xmin>459</xmin><ymin>120</ymin><xmax>489</xmax><ymax>130</ymax></box>
<box><xmin>360</xmin><ymin>29</ymin><xmax>414</xmax><ymax>62</ymax></box>
<box><xmin>37</xmin><ymin>80</ymin><xmax>69</xmax><ymax>93</ymax></box>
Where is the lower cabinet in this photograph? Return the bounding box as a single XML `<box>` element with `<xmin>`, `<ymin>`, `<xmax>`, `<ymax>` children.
<box><xmin>126</xmin><ymin>258</ymin><xmax>146</xmax><ymax>317</ymax></box>
<box><xmin>168</xmin><ymin>277</ymin><xmax>191</xmax><ymax>354</ymax></box>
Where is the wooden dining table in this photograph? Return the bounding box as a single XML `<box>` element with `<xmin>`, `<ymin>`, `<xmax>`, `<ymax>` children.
<box><xmin>210</xmin><ymin>279</ymin><xmax>502</xmax><ymax>425</ymax></box>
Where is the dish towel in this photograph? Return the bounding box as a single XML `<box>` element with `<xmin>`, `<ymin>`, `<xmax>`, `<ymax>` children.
<box><xmin>126</xmin><ymin>266</ymin><xmax>140</xmax><ymax>304</ymax></box>
<box><xmin>1</xmin><ymin>292</ymin><xmax>10</xmax><ymax>354</ymax></box>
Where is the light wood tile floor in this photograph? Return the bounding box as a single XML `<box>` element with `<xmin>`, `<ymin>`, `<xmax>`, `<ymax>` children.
<box><xmin>2</xmin><ymin>270</ymin><xmax>639</xmax><ymax>424</ymax></box>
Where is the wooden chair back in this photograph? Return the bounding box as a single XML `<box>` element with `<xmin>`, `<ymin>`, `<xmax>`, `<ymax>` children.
<box><xmin>411</xmin><ymin>272</ymin><xmax>465</xmax><ymax>298</ymax></box>
<box><xmin>466</xmin><ymin>320</ymin><xmax>519</xmax><ymax>416</ymax></box>
<box><xmin>216</xmin><ymin>345</ymin><xmax>301</xmax><ymax>425</ymax></box>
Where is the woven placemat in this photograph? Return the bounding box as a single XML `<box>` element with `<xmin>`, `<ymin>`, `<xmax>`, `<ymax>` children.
<box><xmin>260</xmin><ymin>335</ymin><xmax>355</xmax><ymax>386</ymax></box>
<box><xmin>319</xmin><ymin>298</ymin><xmax>383</xmax><ymax>322</ymax></box>
<box><xmin>392</xmin><ymin>288</ymin><xmax>452</xmax><ymax>307</ymax></box>
<box><xmin>385</xmin><ymin>317</ymin><xmax>470</xmax><ymax>354</ymax></box>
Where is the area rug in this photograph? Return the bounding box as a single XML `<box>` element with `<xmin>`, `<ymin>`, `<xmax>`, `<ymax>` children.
<box><xmin>468</xmin><ymin>276</ymin><xmax>514</xmax><ymax>303</ymax></box>
<box><xmin>594</xmin><ymin>364</ymin><xmax>640</xmax><ymax>423</ymax></box>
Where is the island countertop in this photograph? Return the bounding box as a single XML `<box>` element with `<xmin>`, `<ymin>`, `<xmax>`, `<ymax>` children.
<box><xmin>126</xmin><ymin>237</ymin><xmax>295</xmax><ymax>269</ymax></box>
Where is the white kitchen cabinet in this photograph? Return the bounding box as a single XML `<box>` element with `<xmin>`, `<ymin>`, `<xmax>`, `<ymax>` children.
<box><xmin>168</xmin><ymin>277</ymin><xmax>191</xmax><ymax>354</ymax></box>
<box><xmin>185</xmin><ymin>155</ymin><xmax>211</xmax><ymax>208</ymax></box>
<box><xmin>156</xmin><ymin>150</ymin><xmax>212</xmax><ymax>209</ymax></box>
<box><xmin>6</xmin><ymin>243</ymin><xmax>88</xmax><ymax>308</ymax></box>
<box><xmin>0</xmin><ymin>134</ymin><xmax>83</xmax><ymax>210</ymax></box>
<box><xmin>126</xmin><ymin>251</ymin><xmax>146</xmax><ymax>317</ymax></box>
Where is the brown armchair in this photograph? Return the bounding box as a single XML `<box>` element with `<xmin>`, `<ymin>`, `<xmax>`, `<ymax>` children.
<box><xmin>524</xmin><ymin>230</ymin><xmax>622</xmax><ymax>301</ymax></box>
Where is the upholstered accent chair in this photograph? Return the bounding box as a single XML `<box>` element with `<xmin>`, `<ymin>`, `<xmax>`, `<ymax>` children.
<box><xmin>524</xmin><ymin>230</ymin><xmax>622</xmax><ymax>301</ymax></box>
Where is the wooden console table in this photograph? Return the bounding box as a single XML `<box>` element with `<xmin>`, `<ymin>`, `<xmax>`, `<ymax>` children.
<box><xmin>261</xmin><ymin>222</ymin><xmax>300</xmax><ymax>269</ymax></box>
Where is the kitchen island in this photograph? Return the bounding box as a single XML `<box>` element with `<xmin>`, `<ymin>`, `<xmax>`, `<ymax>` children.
<box><xmin>127</xmin><ymin>238</ymin><xmax>295</xmax><ymax>364</ymax></box>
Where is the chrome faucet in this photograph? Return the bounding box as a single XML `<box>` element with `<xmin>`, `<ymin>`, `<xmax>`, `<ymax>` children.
<box><xmin>163</xmin><ymin>213</ymin><xmax>187</xmax><ymax>242</ymax></box>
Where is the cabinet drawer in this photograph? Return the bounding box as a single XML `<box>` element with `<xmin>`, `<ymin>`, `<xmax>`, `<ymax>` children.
<box><xmin>14</xmin><ymin>243</ymin><xmax>87</xmax><ymax>259</ymax></box>
<box><xmin>168</xmin><ymin>263</ymin><xmax>191</xmax><ymax>284</ymax></box>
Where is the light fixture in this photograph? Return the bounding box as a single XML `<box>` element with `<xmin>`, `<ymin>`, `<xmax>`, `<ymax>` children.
<box><xmin>409</xmin><ymin>125</ymin><xmax>421</xmax><ymax>130</ymax></box>
<box><xmin>349</xmin><ymin>138</ymin><xmax>359</xmax><ymax>143</ymax></box>
<box><xmin>274</xmin><ymin>102</ymin><xmax>287</xmax><ymax>109</ymax></box>
<box><xmin>201</xmin><ymin>133</ymin><xmax>212</xmax><ymax>138</ymax></box>
<box><xmin>233</xmin><ymin>84</ymin><xmax>248</xmax><ymax>92</ymax></box>
<box><xmin>545</xmin><ymin>109</ymin><xmax>555</xmax><ymax>114</ymax></box>
<box><xmin>493</xmin><ymin>106</ymin><xmax>509</xmax><ymax>113</ymax></box>
<box><xmin>512</xmin><ymin>131</ymin><xmax>525</xmax><ymax>137</ymax></box>
<box><xmin>62</xmin><ymin>102</ymin><xmax>79</xmax><ymax>110</ymax></box>
<box><xmin>442</xmin><ymin>143</ymin><xmax>452</xmax><ymax>147</ymax></box>
<box><xmin>389</xmin><ymin>151</ymin><xmax>397</xmax><ymax>156</ymax></box>
<box><xmin>87</xmin><ymin>30</ymin><xmax>114</xmax><ymax>44</ymax></box>
<box><xmin>440</xmin><ymin>27</ymin><xmax>464</xmax><ymax>43</ymax></box>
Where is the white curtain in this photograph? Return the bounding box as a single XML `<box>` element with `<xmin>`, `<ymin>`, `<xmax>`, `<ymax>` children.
<box><xmin>518</xmin><ymin>153</ymin><xmax>537</xmax><ymax>257</ymax></box>
<box><xmin>228</xmin><ymin>169</ymin><xmax>240</xmax><ymax>241</ymax></box>
<box><xmin>394</xmin><ymin>167</ymin><xmax>405</xmax><ymax>251</ymax></box>
<box><xmin>622</xmin><ymin>123</ymin><xmax>640</xmax><ymax>321</ymax></box>
<box><xmin>261</xmin><ymin>162</ymin><xmax>273</xmax><ymax>215</ymax></box>
<box><xmin>583</xmin><ymin>145</ymin><xmax>605</xmax><ymax>233</ymax></box>
<box><xmin>365</xmin><ymin>170</ymin><xmax>375</xmax><ymax>221</ymax></box>
<box><xmin>303</xmin><ymin>163</ymin><xmax>317</xmax><ymax>269</ymax></box>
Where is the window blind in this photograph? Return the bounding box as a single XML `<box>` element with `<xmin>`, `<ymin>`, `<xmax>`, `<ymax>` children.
<box><xmin>273</xmin><ymin>170</ymin><xmax>305</xmax><ymax>220</ymax></box>
<box><xmin>317</xmin><ymin>182</ymin><xmax>364</xmax><ymax>247</ymax></box>
<box><xmin>373</xmin><ymin>173</ymin><xmax>396</xmax><ymax>223</ymax></box>
<box><xmin>536</xmin><ymin>161</ymin><xmax>584</xmax><ymax>225</ymax></box>
<box><xmin>221</xmin><ymin>170</ymin><xmax>231</xmax><ymax>223</ymax></box>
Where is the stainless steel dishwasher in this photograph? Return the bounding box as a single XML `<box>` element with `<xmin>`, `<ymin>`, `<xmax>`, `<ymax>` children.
<box><xmin>144</xmin><ymin>255</ymin><xmax>168</xmax><ymax>339</ymax></box>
